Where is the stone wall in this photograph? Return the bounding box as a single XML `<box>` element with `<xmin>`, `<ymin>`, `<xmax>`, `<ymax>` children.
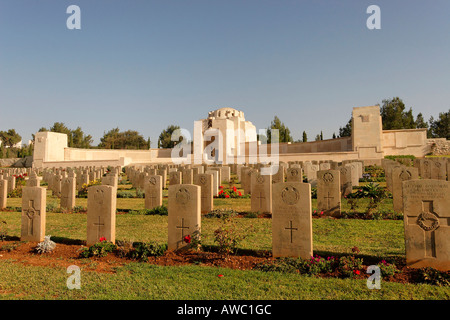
<box><xmin>427</xmin><ymin>138</ymin><xmax>450</xmax><ymax>156</ymax></box>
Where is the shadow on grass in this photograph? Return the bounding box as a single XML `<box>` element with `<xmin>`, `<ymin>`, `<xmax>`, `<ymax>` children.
<box><xmin>50</xmin><ymin>236</ymin><xmax>85</xmax><ymax>246</ymax></box>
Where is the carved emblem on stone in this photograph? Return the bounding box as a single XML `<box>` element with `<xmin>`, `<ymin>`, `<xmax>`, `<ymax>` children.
<box><xmin>281</xmin><ymin>186</ymin><xmax>300</xmax><ymax>205</ymax></box>
<box><xmin>176</xmin><ymin>188</ymin><xmax>190</xmax><ymax>205</ymax></box>
<box><xmin>417</xmin><ymin>211</ymin><xmax>440</xmax><ymax>232</ymax></box>
<box><xmin>322</xmin><ymin>172</ymin><xmax>334</xmax><ymax>183</ymax></box>
<box><xmin>149</xmin><ymin>177</ymin><xmax>157</xmax><ymax>185</ymax></box>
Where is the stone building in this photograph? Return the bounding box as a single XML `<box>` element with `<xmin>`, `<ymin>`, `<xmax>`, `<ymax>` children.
<box><xmin>32</xmin><ymin>105</ymin><xmax>434</xmax><ymax>168</ymax></box>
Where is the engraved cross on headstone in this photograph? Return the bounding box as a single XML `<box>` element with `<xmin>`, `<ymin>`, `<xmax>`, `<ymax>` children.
<box><xmin>25</xmin><ymin>200</ymin><xmax>38</xmax><ymax>236</ymax></box>
<box><xmin>93</xmin><ymin>216</ymin><xmax>104</xmax><ymax>240</ymax></box>
<box><xmin>284</xmin><ymin>220</ymin><xmax>298</xmax><ymax>243</ymax></box>
<box><xmin>257</xmin><ymin>192</ymin><xmax>265</xmax><ymax>208</ymax></box>
<box><xmin>176</xmin><ymin>218</ymin><xmax>189</xmax><ymax>243</ymax></box>
<box><xmin>324</xmin><ymin>192</ymin><xmax>334</xmax><ymax>210</ymax></box>
<box><xmin>148</xmin><ymin>192</ymin><xmax>157</xmax><ymax>207</ymax></box>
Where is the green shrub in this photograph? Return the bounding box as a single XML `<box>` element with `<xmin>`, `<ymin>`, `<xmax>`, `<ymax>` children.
<box><xmin>79</xmin><ymin>240</ymin><xmax>117</xmax><ymax>258</ymax></box>
<box><xmin>213</xmin><ymin>217</ymin><xmax>253</xmax><ymax>255</ymax></box>
<box><xmin>135</xmin><ymin>188</ymin><xmax>145</xmax><ymax>198</ymax></box>
<box><xmin>128</xmin><ymin>206</ymin><xmax>168</xmax><ymax>216</ymax></box>
<box><xmin>377</xmin><ymin>260</ymin><xmax>399</xmax><ymax>278</ymax></box>
<box><xmin>117</xmin><ymin>191</ymin><xmax>135</xmax><ymax>198</ymax></box>
<box><xmin>243</xmin><ymin>212</ymin><xmax>259</xmax><ymax>218</ymax></box>
<box><xmin>7</xmin><ymin>187</ymin><xmax>22</xmax><ymax>198</ymax></box>
<box><xmin>416</xmin><ymin>267</ymin><xmax>450</xmax><ymax>286</ymax></box>
<box><xmin>46</xmin><ymin>201</ymin><xmax>59</xmax><ymax>212</ymax></box>
<box><xmin>124</xmin><ymin>241</ymin><xmax>167</xmax><ymax>261</ymax></box>
<box><xmin>337</xmin><ymin>255</ymin><xmax>364</xmax><ymax>278</ymax></box>
<box><xmin>78</xmin><ymin>180</ymin><xmax>102</xmax><ymax>198</ymax></box>
<box><xmin>311</xmin><ymin>187</ymin><xmax>317</xmax><ymax>199</ymax></box>
<box><xmin>0</xmin><ymin>220</ymin><xmax>7</xmax><ymax>241</ymax></box>
<box><xmin>205</xmin><ymin>208</ymin><xmax>238</xmax><ymax>219</ymax></box>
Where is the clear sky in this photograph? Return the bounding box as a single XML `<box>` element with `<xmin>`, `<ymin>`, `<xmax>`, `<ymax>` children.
<box><xmin>1</xmin><ymin>0</ymin><xmax>449</xmax><ymax>146</ymax></box>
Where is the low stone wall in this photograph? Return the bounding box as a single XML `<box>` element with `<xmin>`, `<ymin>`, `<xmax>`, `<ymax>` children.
<box><xmin>0</xmin><ymin>156</ymin><xmax>33</xmax><ymax>168</ymax></box>
<box><xmin>427</xmin><ymin>138</ymin><xmax>450</xmax><ymax>156</ymax></box>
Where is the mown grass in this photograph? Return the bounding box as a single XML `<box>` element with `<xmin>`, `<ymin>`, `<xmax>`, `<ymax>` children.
<box><xmin>0</xmin><ymin>174</ymin><xmax>446</xmax><ymax>300</ymax></box>
<box><xmin>0</xmin><ymin>211</ymin><xmax>404</xmax><ymax>257</ymax></box>
<box><xmin>0</xmin><ymin>260</ymin><xmax>448</xmax><ymax>300</ymax></box>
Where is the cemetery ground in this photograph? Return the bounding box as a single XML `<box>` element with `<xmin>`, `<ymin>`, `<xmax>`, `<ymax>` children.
<box><xmin>0</xmin><ymin>175</ymin><xmax>449</xmax><ymax>300</ymax></box>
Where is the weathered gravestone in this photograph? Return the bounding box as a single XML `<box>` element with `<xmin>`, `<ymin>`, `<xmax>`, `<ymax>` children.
<box><xmin>431</xmin><ymin>159</ymin><xmax>447</xmax><ymax>180</ymax></box>
<box><xmin>420</xmin><ymin>159</ymin><xmax>432</xmax><ymax>179</ymax></box>
<box><xmin>251</xmin><ymin>172</ymin><xmax>272</xmax><ymax>213</ymax></box>
<box><xmin>271</xmin><ymin>166</ymin><xmax>285</xmax><ymax>184</ymax></box>
<box><xmin>194</xmin><ymin>173</ymin><xmax>213</xmax><ymax>214</ymax></box>
<box><xmin>392</xmin><ymin>167</ymin><xmax>419</xmax><ymax>213</ymax></box>
<box><xmin>272</xmin><ymin>182</ymin><xmax>313</xmax><ymax>259</ymax></box>
<box><xmin>0</xmin><ymin>180</ymin><xmax>7</xmax><ymax>209</ymax></box>
<box><xmin>21</xmin><ymin>186</ymin><xmax>46</xmax><ymax>242</ymax></box>
<box><xmin>60</xmin><ymin>176</ymin><xmax>76</xmax><ymax>210</ymax></box>
<box><xmin>87</xmin><ymin>185</ymin><xmax>117</xmax><ymax>246</ymax></box>
<box><xmin>317</xmin><ymin>170</ymin><xmax>341</xmax><ymax>217</ymax></box>
<box><xmin>205</xmin><ymin>170</ymin><xmax>219</xmax><ymax>197</ymax></box>
<box><xmin>304</xmin><ymin>163</ymin><xmax>319</xmax><ymax>187</ymax></box>
<box><xmin>102</xmin><ymin>173</ymin><xmax>118</xmax><ymax>189</ymax></box>
<box><xmin>169</xmin><ymin>171</ymin><xmax>182</xmax><ymax>186</ymax></box>
<box><xmin>345</xmin><ymin>163</ymin><xmax>359</xmax><ymax>188</ymax></box>
<box><xmin>52</xmin><ymin>174</ymin><xmax>62</xmax><ymax>197</ymax></box>
<box><xmin>26</xmin><ymin>172</ymin><xmax>42</xmax><ymax>187</ymax></box>
<box><xmin>402</xmin><ymin>179</ymin><xmax>449</xmax><ymax>271</ymax></box>
<box><xmin>339</xmin><ymin>166</ymin><xmax>352</xmax><ymax>197</ymax></box>
<box><xmin>7</xmin><ymin>175</ymin><xmax>15</xmax><ymax>194</ymax></box>
<box><xmin>168</xmin><ymin>184</ymin><xmax>201</xmax><ymax>251</ymax></box>
<box><xmin>144</xmin><ymin>175</ymin><xmax>163</xmax><ymax>210</ymax></box>
<box><xmin>286</xmin><ymin>167</ymin><xmax>303</xmax><ymax>183</ymax></box>
<box><xmin>157</xmin><ymin>169</ymin><xmax>168</xmax><ymax>189</ymax></box>
<box><xmin>182</xmin><ymin>169</ymin><xmax>194</xmax><ymax>184</ymax></box>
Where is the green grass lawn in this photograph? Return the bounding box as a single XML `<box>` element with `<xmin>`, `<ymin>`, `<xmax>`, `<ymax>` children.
<box><xmin>0</xmin><ymin>176</ymin><xmax>447</xmax><ymax>300</ymax></box>
<box><xmin>0</xmin><ymin>260</ymin><xmax>448</xmax><ymax>300</ymax></box>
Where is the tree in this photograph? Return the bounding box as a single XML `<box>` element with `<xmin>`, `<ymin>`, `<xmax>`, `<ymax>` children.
<box><xmin>70</xmin><ymin>127</ymin><xmax>93</xmax><ymax>149</ymax></box>
<box><xmin>266</xmin><ymin>116</ymin><xmax>293</xmax><ymax>144</ymax></box>
<box><xmin>158</xmin><ymin>125</ymin><xmax>181</xmax><ymax>148</ymax></box>
<box><xmin>302</xmin><ymin>131</ymin><xmax>307</xmax><ymax>142</ymax></box>
<box><xmin>99</xmin><ymin>128</ymin><xmax>149</xmax><ymax>149</ymax></box>
<box><xmin>320</xmin><ymin>131</ymin><xmax>323</xmax><ymax>140</ymax></box>
<box><xmin>415</xmin><ymin>113</ymin><xmax>428</xmax><ymax>129</ymax></box>
<box><xmin>380</xmin><ymin>97</ymin><xmax>416</xmax><ymax>130</ymax></box>
<box><xmin>315</xmin><ymin>134</ymin><xmax>321</xmax><ymax>141</ymax></box>
<box><xmin>428</xmin><ymin>110</ymin><xmax>450</xmax><ymax>139</ymax></box>
<box><xmin>38</xmin><ymin>123</ymin><xmax>93</xmax><ymax>148</ymax></box>
<box><xmin>338</xmin><ymin>117</ymin><xmax>352</xmax><ymax>137</ymax></box>
<box><xmin>0</xmin><ymin>129</ymin><xmax>22</xmax><ymax>148</ymax></box>
<box><xmin>332</xmin><ymin>133</ymin><xmax>336</xmax><ymax>139</ymax></box>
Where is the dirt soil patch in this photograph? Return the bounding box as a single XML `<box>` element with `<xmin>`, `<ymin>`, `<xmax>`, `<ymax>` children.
<box><xmin>0</xmin><ymin>240</ymin><xmax>442</xmax><ymax>285</ymax></box>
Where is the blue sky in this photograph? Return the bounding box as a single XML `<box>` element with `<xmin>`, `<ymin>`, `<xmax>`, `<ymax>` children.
<box><xmin>1</xmin><ymin>0</ymin><xmax>449</xmax><ymax>146</ymax></box>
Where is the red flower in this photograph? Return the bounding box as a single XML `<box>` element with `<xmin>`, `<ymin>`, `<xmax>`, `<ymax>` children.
<box><xmin>225</xmin><ymin>194</ymin><xmax>230</xmax><ymax>198</ymax></box>
<box><xmin>184</xmin><ymin>235</ymin><xmax>191</xmax><ymax>243</ymax></box>
<box><xmin>219</xmin><ymin>190</ymin><xmax>224</xmax><ymax>195</ymax></box>
<box><xmin>320</xmin><ymin>211</ymin><xmax>324</xmax><ymax>215</ymax></box>
<box><xmin>99</xmin><ymin>237</ymin><xmax>106</xmax><ymax>242</ymax></box>
<box><xmin>218</xmin><ymin>274</ymin><xmax>224</xmax><ymax>278</ymax></box>
<box><xmin>353</xmin><ymin>270</ymin><xmax>361</xmax><ymax>275</ymax></box>
<box><xmin>238</xmin><ymin>191</ymin><xmax>242</xmax><ymax>196</ymax></box>
<box><xmin>219</xmin><ymin>185</ymin><xmax>224</xmax><ymax>189</ymax></box>
<box><xmin>232</xmin><ymin>186</ymin><xmax>237</xmax><ymax>192</ymax></box>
